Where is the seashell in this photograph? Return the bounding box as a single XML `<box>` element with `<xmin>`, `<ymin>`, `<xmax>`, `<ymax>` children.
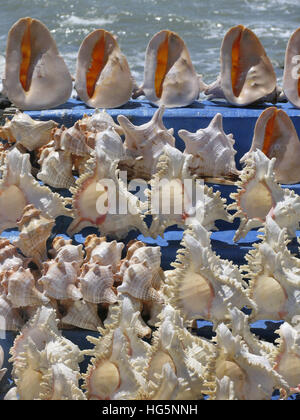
<box><xmin>13</xmin><ymin>204</ymin><xmax>55</xmax><ymax>268</ymax></box>
<box><xmin>240</xmin><ymin>107</ymin><xmax>300</xmax><ymax>184</ymax></box>
<box><xmin>209</xmin><ymin>322</ymin><xmax>289</xmax><ymax>400</ymax></box>
<box><xmin>229</xmin><ymin>149</ymin><xmax>300</xmax><ymax>241</ymax></box>
<box><xmin>39</xmin><ymin>259</ymin><xmax>82</xmax><ymax>301</ymax></box>
<box><xmin>204</xmin><ymin>25</ymin><xmax>278</xmax><ymax>106</ymax></box>
<box><xmin>274</xmin><ymin>321</ymin><xmax>300</xmax><ymax>393</ymax></box>
<box><xmin>82</xmin><ymin>325</ymin><xmax>140</xmax><ymax>399</ymax></box>
<box><xmin>0</xmin><ymin>143</ymin><xmax>9</xmax><ymax>179</ymax></box>
<box><xmin>84</xmin><ymin>234</ymin><xmax>124</xmax><ymax>271</ymax></box>
<box><xmin>118</xmin><ymin>261</ymin><xmax>164</xmax><ymax>304</ymax></box>
<box><xmin>93</xmin><ymin>126</ymin><xmax>126</xmax><ymax>162</ymax></box>
<box><xmin>61</xmin><ymin>299</ymin><xmax>103</xmax><ymax>331</ymax></box>
<box><xmin>166</xmin><ymin>222</ymin><xmax>255</xmax><ymax>327</ymax></box>
<box><xmin>178</xmin><ymin>113</ymin><xmax>239</xmax><ymax>180</ymax></box>
<box><xmin>117</xmin><ymin>106</ymin><xmax>175</xmax><ymax>180</ymax></box>
<box><xmin>242</xmin><ymin>215</ymin><xmax>300</xmax><ymax>323</ymax></box>
<box><xmin>37</xmin><ymin>147</ymin><xmax>76</xmax><ymax>189</ymax></box>
<box><xmin>4</xmin><ymin>17</ymin><xmax>72</xmax><ymax>110</ymax></box>
<box><xmin>0</xmin><ymin>111</ymin><xmax>57</xmax><ymax>151</ymax></box>
<box><xmin>67</xmin><ymin>149</ymin><xmax>147</xmax><ymax>238</ymax></box>
<box><xmin>53</xmin><ymin>122</ymin><xmax>93</xmax><ymax>157</ymax></box>
<box><xmin>79</xmin><ymin>263</ymin><xmax>117</xmax><ymax>304</ymax></box>
<box><xmin>133</xmin><ymin>30</ymin><xmax>203</xmax><ymax>108</ymax></box>
<box><xmin>0</xmin><ymin>345</ymin><xmax>7</xmax><ymax>382</ymax></box>
<box><xmin>148</xmin><ymin>144</ymin><xmax>231</xmax><ymax>237</ymax></box>
<box><xmin>2</xmin><ymin>267</ymin><xmax>49</xmax><ymax>308</ymax></box>
<box><xmin>78</xmin><ymin>109</ymin><xmax>123</xmax><ymax>136</ymax></box>
<box><xmin>283</xmin><ymin>27</ymin><xmax>300</xmax><ymax>108</ymax></box>
<box><xmin>0</xmin><ymin>238</ymin><xmax>28</xmax><ymax>274</ymax></box>
<box><xmin>75</xmin><ymin>29</ymin><xmax>133</xmax><ymax>108</ymax></box>
<box><xmin>0</xmin><ymin>294</ymin><xmax>24</xmax><ymax>331</ymax></box>
<box><xmin>48</xmin><ymin>237</ymin><xmax>84</xmax><ymax>265</ymax></box>
<box><xmin>0</xmin><ymin>147</ymin><xmax>70</xmax><ymax>233</ymax></box>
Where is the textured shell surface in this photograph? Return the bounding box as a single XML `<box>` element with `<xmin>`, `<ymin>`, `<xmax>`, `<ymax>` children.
<box><xmin>49</xmin><ymin>237</ymin><xmax>84</xmax><ymax>265</ymax></box>
<box><xmin>229</xmin><ymin>149</ymin><xmax>300</xmax><ymax>241</ymax></box>
<box><xmin>0</xmin><ymin>294</ymin><xmax>24</xmax><ymax>331</ymax></box>
<box><xmin>4</xmin><ymin>17</ymin><xmax>72</xmax><ymax>110</ymax></box>
<box><xmin>79</xmin><ymin>262</ymin><xmax>117</xmax><ymax>304</ymax></box>
<box><xmin>117</xmin><ymin>106</ymin><xmax>175</xmax><ymax>180</ymax></box>
<box><xmin>241</xmin><ymin>107</ymin><xmax>300</xmax><ymax>184</ymax></box>
<box><xmin>13</xmin><ymin>204</ymin><xmax>55</xmax><ymax>268</ymax></box>
<box><xmin>0</xmin><ymin>111</ymin><xmax>57</xmax><ymax>151</ymax></box>
<box><xmin>0</xmin><ymin>238</ymin><xmax>28</xmax><ymax>274</ymax></box>
<box><xmin>61</xmin><ymin>299</ymin><xmax>103</xmax><ymax>331</ymax></box>
<box><xmin>179</xmin><ymin>113</ymin><xmax>239</xmax><ymax>179</ymax></box>
<box><xmin>204</xmin><ymin>25</ymin><xmax>277</xmax><ymax>106</ymax></box>
<box><xmin>135</xmin><ymin>30</ymin><xmax>203</xmax><ymax>108</ymax></box>
<box><xmin>54</xmin><ymin>122</ymin><xmax>93</xmax><ymax>157</ymax></box>
<box><xmin>84</xmin><ymin>234</ymin><xmax>124</xmax><ymax>271</ymax></box>
<box><xmin>75</xmin><ymin>29</ymin><xmax>133</xmax><ymax>108</ymax></box>
<box><xmin>37</xmin><ymin>147</ymin><xmax>76</xmax><ymax>189</ymax></box>
<box><xmin>166</xmin><ymin>222</ymin><xmax>255</xmax><ymax>326</ymax></box>
<box><xmin>0</xmin><ymin>345</ymin><xmax>6</xmax><ymax>382</ymax></box>
<box><xmin>78</xmin><ymin>109</ymin><xmax>123</xmax><ymax>136</ymax></box>
<box><xmin>0</xmin><ymin>147</ymin><xmax>70</xmax><ymax>233</ymax></box>
<box><xmin>283</xmin><ymin>27</ymin><xmax>300</xmax><ymax>108</ymax></box>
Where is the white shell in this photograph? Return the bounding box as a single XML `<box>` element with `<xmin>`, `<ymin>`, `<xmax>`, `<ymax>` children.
<box><xmin>283</xmin><ymin>27</ymin><xmax>300</xmax><ymax>108</ymax></box>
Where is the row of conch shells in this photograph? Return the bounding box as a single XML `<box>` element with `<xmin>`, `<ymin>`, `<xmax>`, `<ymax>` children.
<box><xmin>3</xmin><ymin>17</ymin><xmax>300</xmax><ymax>110</ymax></box>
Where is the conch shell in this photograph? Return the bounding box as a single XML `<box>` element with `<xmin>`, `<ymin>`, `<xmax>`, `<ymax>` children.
<box><xmin>75</xmin><ymin>29</ymin><xmax>133</xmax><ymax>108</ymax></box>
<box><xmin>133</xmin><ymin>30</ymin><xmax>203</xmax><ymax>107</ymax></box>
<box><xmin>0</xmin><ymin>111</ymin><xmax>57</xmax><ymax>151</ymax></box>
<box><xmin>179</xmin><ymin>113</ymin><xmax>239</xmax><ymax>180</ymax></box>
<box><xmin>77</xmin><ymin>109</ymin><xmax>123</xmax><ymax>136</ymax></box>
<box><xmin>283</xmin><ymin>27</ymin><xmax>300</xmax><ymax>108</ymax></box>
<box><xmin>61</xmin><ymin>300</ymin><xmax>103</xmax><ymax>331</ymax></box>
<box><xmin>240</xmin><ymin>107</ymin><xmax>300</xmax><ymax>184</ymax></box>
<box><xmin>37</xmin><ymin>147</ymin><xmax>75</xmax><ymax>189</ymax></box>
<box><xmin>229</xmin><ymin>149</ymin><xmax>300</xmax><ymax>241</ymax></box>
<box><xmin>4</xmin><ymin>17</ymin><xmax>72</xmax><ymax>110</ymax></box>
<box><xmin>204</xmin><ymin>25</ymin><xmax>278</xmax><ymax>106</ymax></box>
<box><xmin>0</xmin><ymin>345</ymin><xmax>6</xmax><ymax>383</ymax></box>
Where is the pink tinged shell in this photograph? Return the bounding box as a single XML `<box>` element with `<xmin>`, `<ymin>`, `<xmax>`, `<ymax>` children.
<box><xmin>79</xmin><ymin>263</ymin><xmax>117</xmax><ymax>304</ymax></box>
<box><xmin>4</xmin><ymin>17</ymin><xmax>72</xmax><ymax>111</ymax></box>
<box><xmin>75</xmin><ymin>29</ymin><xmax>133</xmax><ymax>109</ymax></box>
<box><xmin>39</xmin><ymin>259</ymin><xmax>82</xmax><ymax>301</ymax></box>
<box><xmin>2</xmin><ymin>267</ymin><xmax>49</xmax><ymax>308</ymax></box>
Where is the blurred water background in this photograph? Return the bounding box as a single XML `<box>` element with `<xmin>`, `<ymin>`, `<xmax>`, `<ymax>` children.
<box><xmin>0</xmin><ymin>0</ymin><xmax>299</xmax><ymax>89</ymax></box>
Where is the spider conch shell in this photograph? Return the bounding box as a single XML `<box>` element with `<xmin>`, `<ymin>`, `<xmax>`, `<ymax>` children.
<box><xmin>166</xmin><ymin>222</ymin><xmax>255</xmax><ymax>327</ymax></box>
<box><xmin>4</xmin><ymin>17</ymin><xmax>72</xmax><ymax>110</ymax></box>
<box><xmin>8</xmin><ymin>307</ymin><xmax>85</xmax><ymax>400</ymax></box>
<box><xmin>242</xmin><ymin>215</ymin><xmax>300</xmax><ymax>323</ymax></box>
<box><xmin>117</xmin><ymin>106</ymin><xmax>175</xmax><ymax>180</ymax></box>
<box><xmin>241</xmin><ymin>107</ymin><xmax>300</xmax><ymax>184</ymax></box>
<box><xmin>67</xmin><ymin>147</ymin><xmax>147</xmax><ymax>238</ymax></box>
<box><xmin>75</xmin><ymin>29</ymin><xmax>133</xmax><ymax>108</ymax></box>
<box><xmin>0</xmin><ymin>147</ymin><xmax>70</xmax><ymax>233</ymax></box>
<box><xmin>133</xmin><ymin>30</ymin><xmax>203</xmax><ymax>107</ymax></box>
<box><xmin>0</xmin><ymin>345</ymin><xmax>6</xmax><ymax>383</ymax></box>
<box><xmin>37</xmin><ymin>147</ymin><xmax>76</xmax><ymax>189</ymax></box>
<box><xmin>148</xmin><ymin>144</ymin><xmax>231</xmax><ymax>238</ymax></box>
<box><xmin>274</xmin><ymin>321</ymin><xmax>300</xmax><ymax>393</ymax></box>
<box><xmin>229</xmin><ymin>149</ymin><xmax>300</xmax><ymax>241</ymax></box>
<box><xmin>204</xmin><ymin>25</ymin><xmax>278</xmax><ymax>106</ymax></box>
<box><xmin>13</xmin><ymin>204</ymin><xmax>55</xmax><ymax>268</ymax></box>
<box><xmin>283</xmin><ymin>27</ymin><xmax>300</xmax><ymax>108</ymax></box>
<box><xmin>208</xmin><ymin>322</ymin><xmax>289</xmax><ymax>400</ymax></box>
<box><xmin>0</xmin><ymin>111</ymin><xmax>57</xmax><ymax>151</ymax></box>
<box><xmin>82</xmin><ymin>324</ymin><xmax>141</xmax><ymax>399</ymax></box>
<box><xmin>179</xmin><ymin>113</ymin><xmax>239</xmax><ymax>180</ymax></box>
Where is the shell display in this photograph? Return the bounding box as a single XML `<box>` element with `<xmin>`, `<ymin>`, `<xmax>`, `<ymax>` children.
<box><xmin>283</xmin><ymin>27</ymin><xmax>300</xmax><ymax>108</ymax></box>
<box><xmin>75</xmin><ymin>29</ymin><xmax>133</xmax><ymax>109</ymax></box>
<box><xmin>0</xmin><ymin>111</ymin><xmax>57</xmax><ymax>151</ymax></box>
<box><xmin>117</xmin><ymin>106</ymin><xmax>175</xmax><ymax>180</ymax></box>
<box><xmin>241</xmin><ymin>107</ymin><xmax>300</xmax><ymax>184</ymax></box>
<box><xmin>133</xmin><ymin>30</ymin><xmax>203</xmax><ymax>108</ymax></box>
<box><xmin>3</xmin><ymin>17</ymin><xmax>72</xmax><ymax>111</ymax></box>
<box><xmin>166</xmin><ymin>222</ymin><xmax>255</xmax><ymax>327</ymax></box>
<box><xmin>179</xmin><ymin>113</ymin><xmax>239</xmax><ymax>180</ymax></box>
<box><xmin>229</xmin><ymin>149</ymin><xmax>300</xmax><ymax>241</ymax></box>
<box><xmin>204</xmin><ymin>25</ymin><xmax>278</xmax><ymax>106</ymax></box>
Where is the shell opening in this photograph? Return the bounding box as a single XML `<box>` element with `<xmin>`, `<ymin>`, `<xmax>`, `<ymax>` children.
<box><xmin>239</xmin><ymin>180</ymin><xmax>273</xmax><ymax>221</ymax></box>
<box><xmin>262</xmin><ymin>110</ymin><xmax>277</xmax><ymax>156</ymax></box>
<box><xmin>252</xmin><ymin>273</ymin><xmax>286</xmax><ymax>317</ymax></box>
<box><xmin>88</xmin><ymin>360</ymin><xmax>120</xmax><ymax>400</ymax></box>
<box><xmin>231</xmin><ymin>26</ymin><xmax>243</xmax><ymax>97</ymax></box>
<box><xmin>86</xmin><ymin>32</ymin><xmax>107</xmax><ymax>99</ymax></box>
<box><xmin>155</xmin><ymin>32</ymin><xmax>170</xmax><ymax>98</ymax></box>
<box><xmin>19</xmin><ymin>18</ymin><xmax>33</xmax><ymax>92</ymax></box>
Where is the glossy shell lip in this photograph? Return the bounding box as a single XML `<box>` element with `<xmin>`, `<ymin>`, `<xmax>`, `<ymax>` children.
<box><xmin>4</xmin><ymin>17</ymin><xmax>73</xmax><ymax>111</ymax></box>
<box><xmin>220</xmin><ymin>25</ymin><xmax>277</xmax><ymax>106</ymax></box>
<box><xmin>75</xmin><ymin>29</ymin><xmax>133</xmax><ymax>109</ymax></box>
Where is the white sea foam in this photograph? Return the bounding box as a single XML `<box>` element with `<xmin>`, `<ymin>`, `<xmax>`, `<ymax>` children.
<box><xmin>64</xmin><ymin>15</ymin><xmax>115</xmax><ymax>27</ymax></box>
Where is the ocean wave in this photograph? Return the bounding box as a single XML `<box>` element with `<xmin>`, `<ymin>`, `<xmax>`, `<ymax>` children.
<box><xmin>64</xmin><ymin>15</ymin><xmax>115</xmax><ymax>27</ymax></box>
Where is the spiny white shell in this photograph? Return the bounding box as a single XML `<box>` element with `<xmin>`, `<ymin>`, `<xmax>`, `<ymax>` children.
<box><xmin>179</xmin><ymin>113</ymin><xmax>239</xmax><ymax>179</ymax></box>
